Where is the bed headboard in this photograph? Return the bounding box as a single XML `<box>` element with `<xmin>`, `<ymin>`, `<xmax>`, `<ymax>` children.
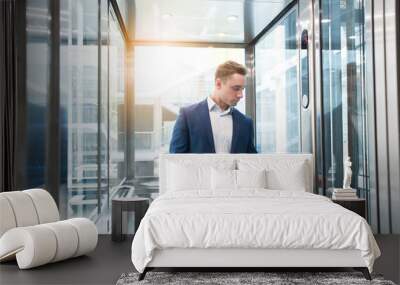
<box><xmin>159</xmin><ymin>153</ymin><xmax>314</xmax><ymax>194</ymax></box>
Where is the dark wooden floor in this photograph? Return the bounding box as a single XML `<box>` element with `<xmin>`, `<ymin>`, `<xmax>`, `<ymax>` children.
<box><xmin>0</xmin><ymin>235</ymin><xmax>134</xmax><ymax>285</ymax></box>
<box><xmin>1</xmin><ymin>235</ymin><xmax>399</xmax><ymax>285</ymax></box>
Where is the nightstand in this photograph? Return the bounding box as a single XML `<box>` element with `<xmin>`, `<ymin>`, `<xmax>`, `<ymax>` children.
<box><xmin>112</xmin><ymin>197</ymin><xmax>150</xmax><ymax>242</ymax></box>
<box><xmin>332</xmin><ymin>198</ymin><xmax>366</xmax><ymax>219</ymax></box>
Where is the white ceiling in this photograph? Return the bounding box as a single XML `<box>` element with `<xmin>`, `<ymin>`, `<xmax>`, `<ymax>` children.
<box><xmin>133</xmin><ymin>0</ymin><xmax>292</xmax><ymax>43</ymax></box>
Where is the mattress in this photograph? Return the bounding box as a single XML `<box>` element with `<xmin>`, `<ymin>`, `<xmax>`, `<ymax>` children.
<box><xmin>131</xmin><ymin>190</ymin><xmax>380</xmax><ymax>273</ymax></box>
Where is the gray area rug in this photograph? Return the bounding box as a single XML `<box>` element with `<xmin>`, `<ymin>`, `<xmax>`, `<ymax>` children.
<box><xmin>116</xmin><ymin>271</ymin><xmax>396</xmax><ymax>285</ymax></box>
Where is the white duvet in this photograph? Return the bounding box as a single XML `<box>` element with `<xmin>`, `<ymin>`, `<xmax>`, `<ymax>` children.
<box><xmin>131</xmin><ymin>190</ymin><xmax>380</xmax><ymax>273</ymax></box>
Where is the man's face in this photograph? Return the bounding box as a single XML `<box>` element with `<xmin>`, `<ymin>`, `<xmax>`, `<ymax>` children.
<box><xmin>216</xmin><ymin>73</ymin><xmax>245</xmax><ymax>107</ymax></box>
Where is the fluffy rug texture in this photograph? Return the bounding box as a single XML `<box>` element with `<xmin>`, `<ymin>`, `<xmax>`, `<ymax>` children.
<box><xmin>116</xmin><ymin>271</ymin><xmax>396</xmax><ymax>285</ymax></box>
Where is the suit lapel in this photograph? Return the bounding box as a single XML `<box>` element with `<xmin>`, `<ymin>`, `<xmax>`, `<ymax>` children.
<box><xmin>230</xmin><ymin>109</ymin><xmax>239</xmax><ymax>153</ymax></box>
<box><xmin>199</xmin><ymin>99</ymin><xmax>215</xmax><ymax>153</ymax></box>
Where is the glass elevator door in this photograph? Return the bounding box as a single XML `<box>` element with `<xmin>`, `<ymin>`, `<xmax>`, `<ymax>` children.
<box><xmin>316</xmin><ymin>0</ymin><xmax>369</xmax><ymax>200</ymax></box>
<box><xmin>253</xmin><ymin>1</ymin><xmax>313</xmax><ymax>155</ymax></box>
<box><xmin>254</xmin><ymin>6</ymin><xmax>301</xmax><ymax>153</ymax></box>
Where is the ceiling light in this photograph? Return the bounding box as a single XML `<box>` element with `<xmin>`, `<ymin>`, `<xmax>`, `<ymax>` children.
<box><xmin>226</xmin><ymin>15</ymin><xmax>238</xmax><ymax>22</ymax></box>
<box><xmin>218</xmin><ymin>33</ymin><xmax>226</xmax><ymax>37</ymax></box>
<box><xmin>321</xmin><ymin>19</ymin><xmax>331</xmax><ymax>24</ymax></box>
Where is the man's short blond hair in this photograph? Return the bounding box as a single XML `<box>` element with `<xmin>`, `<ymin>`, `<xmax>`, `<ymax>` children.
<box><xmin>215</xmin><ymin>61</ymin><xmax>247</xmax><ymax>82</ymax></box>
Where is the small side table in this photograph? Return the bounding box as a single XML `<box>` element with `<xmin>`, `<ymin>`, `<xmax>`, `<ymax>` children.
<box><xmin>332</xmin><ymin>198</ymin><xmax>366</xmax><ymax>219</ymax></box>
<box><xmin>112</xmin><ymin>197</ymin><xmax>150</xmax><ymax>242</ymax></box>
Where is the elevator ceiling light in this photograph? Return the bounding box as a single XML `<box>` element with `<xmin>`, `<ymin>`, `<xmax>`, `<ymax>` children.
<box><xmin>226</xmin><ymin>15</ymin><xmax>238</xmax><ymax>22</ymax></box>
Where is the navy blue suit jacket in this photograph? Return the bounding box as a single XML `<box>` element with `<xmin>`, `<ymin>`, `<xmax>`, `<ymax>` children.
<box><xmin>169</xmin><ymin>99</ymin><xmax>257</xmax><ymax>153</ymax></box>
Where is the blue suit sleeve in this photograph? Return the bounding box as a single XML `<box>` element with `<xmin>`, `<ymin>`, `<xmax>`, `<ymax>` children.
<box><xmin>169</xmin><ymin>108</ymin><xmax>190</xmax><ymax>153</ymax></box>
<box><xmin>247</xmin><ymin>119</ymin><xmax>258</xmax><ymax>153</ymax></box>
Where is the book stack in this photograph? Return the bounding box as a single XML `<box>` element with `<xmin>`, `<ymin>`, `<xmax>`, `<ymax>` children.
<box><xmin>332</xmin><ymin>188</ymin><xmax>358</xmax><ymax>200</ymax></box>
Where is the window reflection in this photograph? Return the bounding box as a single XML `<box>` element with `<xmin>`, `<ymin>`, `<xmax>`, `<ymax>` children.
<box><xmin>255</xmin><ymin>9</ymin><xmax>300</xmax><ymax>153</ymax></box>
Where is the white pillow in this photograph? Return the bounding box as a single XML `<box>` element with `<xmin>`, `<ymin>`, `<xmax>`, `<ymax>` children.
<box><xmin>167</xmin><ymin>162</ymin><xmax>210</xmax><ymax>191</ymax></box>
<box><xmin>167</xmin><ymin>159</ymin><xmax>235</xmax><ymax>192</ymax></box>
<box><xmin>211</xmin><ymin>168</ymin><xmax>236</xmax><ymax>190</ymax></box>
<box><xmin>237</xmin><ymin>158</ymin><xmax>309</xmax><ymax>191</ymax></box>
<box><xmin>236</xmin><ymin>169</ymin><xmax>267</xmax><ymax>189</ymax></box>
<box><xmin>266</xmin><ymin>163</ymin><xmax>307</xmax><ymax>191</ymax></box>
<box><xmin>211</xmin><ymin>169</ymin><xmax>267</xmax><ymax>190</ymax></box>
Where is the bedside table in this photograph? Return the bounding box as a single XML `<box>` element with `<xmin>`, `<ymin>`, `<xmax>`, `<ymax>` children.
<box><xmin>332</xmin><ymin>198</ymin><xmax>366</xmax><ymax>219</ymax></box>
<box><xmin>112</xmin><ymin>197</ymin><xmax>150</xmax><ymax>242</ymax></box>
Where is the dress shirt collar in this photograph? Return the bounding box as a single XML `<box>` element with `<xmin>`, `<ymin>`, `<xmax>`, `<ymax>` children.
<box><xmin>207</xmin><ymin>96</ymin><xmax>232</xmax><ymax>116</ymax></box>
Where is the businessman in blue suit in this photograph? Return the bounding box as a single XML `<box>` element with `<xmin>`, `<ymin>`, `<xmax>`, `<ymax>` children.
<box><xmin>170</xmin><ymin>61</ymin><xmax>257</xmax><ymax>153</ymax></box>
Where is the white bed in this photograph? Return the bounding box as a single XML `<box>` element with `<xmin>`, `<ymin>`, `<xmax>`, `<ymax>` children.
<box><xmin>131</xmin><ymin>154</ymin><xmax>380</xmax><ymax>280</ymax></box>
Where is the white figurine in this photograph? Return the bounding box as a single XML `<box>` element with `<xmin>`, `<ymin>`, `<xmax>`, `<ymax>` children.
<box><xmin>343</xmin><ymin>156</ymin><xmax>352</xmax><ymax>189</ymax></box>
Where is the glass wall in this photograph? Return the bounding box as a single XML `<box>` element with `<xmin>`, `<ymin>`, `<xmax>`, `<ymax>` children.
<box><xmin>319</xmin><ymin>0</ymin><xmax>367</xmax><ymax>197</ymax></box>
<box><xmin>246</xmin><ymin>0</ymin><xmax>292</xmax><ymax>41</ymax></box>
<box><xmin>60</xmin><ymin>0</ymin><xmax>101</xmax><ymax>222</ymax></box>
<box><xmin>108</xmin><ymin>11</ymin><xmax>127</xmax><ymax>198</ymax></box>
<box><xmin>26</xmin><ymin>0</ymin><xmax>51</xmax><ymax>188</ymax></box>
<box><xmin>133</xmin><ymin>46</ymin><xmax>244</xmax><ymax>197</ymax></box>
<box><xmin>98</xmin><ymin>0</ymin><xmax>110</xmax><ymax>233</ymax></box>
<box><xmin>254</xmin><ymin>8</ymin><xmax>299</xmax><ymax>153</ymax></box>
<box><xmin>58</xmin><ymin>0</ymin><xmax>125</xmax><ymax>233</ymax></box>
<box><xmin>116</xmin><ymin>0</ymin><xmax>129</xmax><ymax>25</ymax></box>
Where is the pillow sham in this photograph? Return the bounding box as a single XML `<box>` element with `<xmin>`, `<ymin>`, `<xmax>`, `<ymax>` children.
<box><xmin>266</xmin><ymin>163</ymin><xmax>307</xmax><ymax>191</ymax></box>
<box><xmin>236</xmin><ymin>169</ymin><xmax>267</xmax><ymax>189</ymax></box>
<box><xmin>237</xmin><ymin>158</ymin><xmax>309</xmax><ymax>191</ymax></box>
<box><xmin>211</xmin><ymin>168</ymin><xmax>236</xmax><ymax>190</ymax></box>
<box><xmin>211</xmin><ymin>168</ymin><xmax>267</xmax><ymax>190</ymax></box>
<box><xmin>167</xmin><ymin>162</ymin><xmax>209</xmax><ymax>191</ymax></box>
<box><xmin>167</xmin><ymin>159</ymin><xmax>235</xmax><ymax>192</ymax></box>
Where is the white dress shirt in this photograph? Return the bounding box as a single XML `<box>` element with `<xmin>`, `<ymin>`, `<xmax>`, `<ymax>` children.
<box><xmin>207</xmin><ymin>96</ymin><xmax>233</xmax><ymax>153</ymax></box>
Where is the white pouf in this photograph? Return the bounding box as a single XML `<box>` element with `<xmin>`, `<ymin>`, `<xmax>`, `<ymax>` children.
<box><xmin>0</xmin><ymin>189</ymin><xmax>98</xmax><ymax>269</ymax></box>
